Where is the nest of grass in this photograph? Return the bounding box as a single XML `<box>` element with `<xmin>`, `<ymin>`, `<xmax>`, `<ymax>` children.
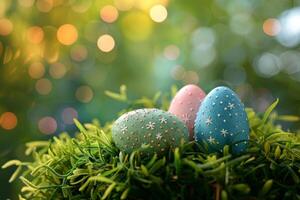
<box><xmin>2</xmin><ymin>86</ymin><xmax>300</xmax><ymax>200</ymax></box>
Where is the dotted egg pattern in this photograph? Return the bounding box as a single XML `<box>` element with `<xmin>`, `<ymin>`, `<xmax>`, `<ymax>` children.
<box><xmin>112</xmin><ymin>108</ymin><xmax>189</xmax><ymax>156</ymax></box>
<box><xmin>168</xmin><ymin>84</ymin><xmax>206</xmax><ymax>140</ymax></box>
<box><xmin>194</xmin><ymin>86</ymin><xmax>249</xmax><ymax>154</ymax></box>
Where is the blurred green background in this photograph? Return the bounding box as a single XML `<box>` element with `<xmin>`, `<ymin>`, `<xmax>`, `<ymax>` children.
<box><xmin>1</xmin><ymin>0</ymin><xmax>300</xmax><ymax>198</ymax></box>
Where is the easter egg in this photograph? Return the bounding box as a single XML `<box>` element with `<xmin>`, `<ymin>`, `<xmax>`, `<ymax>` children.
<box><xmin>112</xmin><ymin>108</ymin><xmax>189</xmax><ymax>155</ymax></box>
<box><xmin>168</xmin><ymin>84</ymin><xmax>206</xmax><ymax>140</ymax></box>
<box><xmin>194</xmin><ymin>86</ymin><xmax>249</xmax><ymax>154</ymax></box>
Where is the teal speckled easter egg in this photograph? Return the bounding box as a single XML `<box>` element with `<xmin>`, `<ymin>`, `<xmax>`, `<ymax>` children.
<box><xmin>194</xmin><ymin>86</ymin><xmax>249</xmax><ymax>154</ymax></box>
<box><xmin>112</xmin><ymin>108</ymin><xmax>189</xmax><ymax>155</ymax></box>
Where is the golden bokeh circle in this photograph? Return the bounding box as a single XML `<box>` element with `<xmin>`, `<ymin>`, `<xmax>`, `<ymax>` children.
<box><xmin>0</xmin><ymin>18</ymin><xmax>13</xmax><ymax>36</ymax></box>
<box><xmin>0</xmin><ymin>112</ymin><xmax>18</xmax><ymax>130</ymax></box>
<box><xmin>27</xmin><ymin>26</ymin><xmax>44</xmax><ymax>44</ymax></box>
<box><xmin>57</xmin><ymin>24</ymin><xmax>78</xmax><ymax>45</ymax></box>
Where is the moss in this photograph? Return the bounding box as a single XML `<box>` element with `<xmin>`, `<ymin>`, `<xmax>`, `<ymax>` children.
<box><xmin>2</xmin><ymin>86</ymin><xmax>300</xmax><ymax>200</ymax></box>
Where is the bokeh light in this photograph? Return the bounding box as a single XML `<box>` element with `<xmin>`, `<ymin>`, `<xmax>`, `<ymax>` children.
<box><xmin>0</xmin><ymin>112</ymin><xmax>18</xmax><ymax>130</ymax></box>
<box><xmin>263</xmin><ymin>18</ymin><xmax>281</xmax><ymax>36</ymax></box>
<box><xmin>100</xmin><ymin>5</ymin><xmax>119</xmax><ymax>23</ymax></box>
<box><xmin>190</xmin><ymin>27</ymin><xmax>216</xmax><ymax>68</ymax></box>
<box><xmin>97</xmin><ymin>34</ymin><xmax>115</xmax><ymax>52</ymax></box>
<box><xmin>36</xmin><ymin>0</ymin><xmax>53</xmax><ymax>13</ymax></box>
<box><xmin>38</xmin><ymin>116</ymin><xmax>57</xmax><ymax>134</ymax></box>
<box><xmin>183</xmin><ymin>71</ymin><xmax>199</xmax><ymax>84</ymax></box>
<box><xmin>114</xmin><ymin>0</ymin><xmax>134</xmax><ymax>11</ymax></box>
<box><xmin>0</xmin><ymin>18</ymin><xmax>13</xmax><ymax>36</ymax></box>
<box><xmin>150</xmin><ymin>4</ymin><xmax>168</xmax><ymax>23</ymax></box>
<box><xmin>62</xmin><ymin>107</ymin><xmax>78</xmax><ymax>124</ymax></box>
<box><xmin>35</xmin><ymin>78</ymin><xmax>52</xmax><ymax>95</ymax></box>
<box><xmin>277</xmin><ymin>7</ymin><xmax>300</xmax><ymax>47</ymax></box>
<box><xmin>49</xmin><ymin>63</ymin><xmax>67</xmax><ymax>79</ymax></box>
<box><xmin>230</xmin><ymin>13</ymin><xmax>253</xmax><ymax>35</ymax></box>
<box><xmin>75</xmin><ymin>85</ymin><xmax>93</xmax><ymax>103</ymax></box>
<box><xmin>28</xmin><ymin>62</ymin><xmax>45</xmax><ymax>79</ymax></box>
<box><xmin>191</xmin><ymin>46</ymin><xmax>216</xmax><ymax>68</ymax></box>
<box><xmin>254</xmin><ymin>53</ymin><xmax>282</xmax><ymax>78</ymax></box>
<box><xmin>280</xmin><ymin>51</ymin><xmax>300</xmax><ymax>75</ymax></box>
<box><xmin>27</xmin><ymin>26</ymin><xmax>44</xmax><ymax>44</ymax></box>
<box><xmin>18</xmin><ymin>0</ymin><xmax>35</xmax><ymax>7</ymax></box>
<box><xmin>164</xmin><ymin>45</ymin><xmax>180</xmax><ymax>60</ymax></box>
<box><xmin>70</xmin><ymin>44</ymin><xmax>88</xmax><ymax>61</ymax></box>
<box><xmin>57</xmin><ymin>24</ymin><xmax>78</xmax><ymax>45</ymax></box>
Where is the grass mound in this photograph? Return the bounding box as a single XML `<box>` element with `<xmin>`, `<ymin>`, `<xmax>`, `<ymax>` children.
<box><xmin>2</xmin><ymin>86</ymin><xmax>300</xmax><ymax>200</ymax></box>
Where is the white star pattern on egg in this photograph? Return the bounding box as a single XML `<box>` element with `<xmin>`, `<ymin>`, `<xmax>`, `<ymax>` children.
<box><xmin>146</xmin><ymin>121</ymin><xmax>156</xmax><ymax>130</ymax></box>
<box><xmin>121</xmin><ymin>126</ymin><xmax>128</xmax><ymax>134</ymax></box>
<box><xmin>205</xmin><ymin>116</ymin><xmax>213</xmax><ymax>126</ymax></box>
<box><xmin>208</xmin><ymin>136</ymin><xmax>216</xmax><ymax>144</ymax></box>
<box><xmin>156</xmin><ymin>133</ymin><xmax>162</xmax><ymax>140</ymax></box>
<box><xmin>182</xmin><ymin>113</ymin><xmax>191</xmax><ymax>123</ymax></box>
<box><xmin>220</xmin><ymin>129</ymin><xmax>228</xmax><ymax>137</ymax></box>
<box><xmin>228</xmin><ymin>102</ymin><xmax>235</xmax><ymax>110</ymax></box>
<box><xmin>159</xmin><ymin>117</ymin><xmax>167</xmax><ymax>124</ymax></box>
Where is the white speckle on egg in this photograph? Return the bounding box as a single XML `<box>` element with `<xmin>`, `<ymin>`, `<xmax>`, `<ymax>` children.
<box><xmin>228</xmin><ymin>102</ymin><xmax>235</xmax><ymax>109</ymax></box>
<box><xmin>220</xmin><ymin>129</ymin><xmax>228</xmax><ymax>137</ymax></box>
<box><xmin>156</xmin><ymin>133</ymin><xmax>162</xmax><ymax>140</ymax></box>
<box><xmin>205</xmin><ymin>117</ymin><xmax>213</xmax><ymax>126</ymax></box>
<box><xmin>146</xmin><ymin>122</ymin><xmax>155</xmax><ymax>130</ymax></box>
<box><xmin>208</xmin><ymin>136</ymin><xmax>216</xmax><ymax>144</ymax></box>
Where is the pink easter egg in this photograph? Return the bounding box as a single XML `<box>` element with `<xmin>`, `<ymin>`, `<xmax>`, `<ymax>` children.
<box><xmin>168</xmin><ymin>84</ymin><xmax>206</xmax><ymax>140</ymax></box>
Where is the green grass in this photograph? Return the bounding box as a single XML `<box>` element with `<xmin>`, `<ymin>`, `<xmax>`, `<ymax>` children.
<box><xmin>2</xmin><ymin>86</ymin><xmax>300</xmax><ymax>200</ymax></box>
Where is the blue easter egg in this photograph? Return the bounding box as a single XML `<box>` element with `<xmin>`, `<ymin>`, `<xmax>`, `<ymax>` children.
<box><xmin>194</xmin><ymin>86</ymin><xmax>249</xmax><ymax>154</ymax></box>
